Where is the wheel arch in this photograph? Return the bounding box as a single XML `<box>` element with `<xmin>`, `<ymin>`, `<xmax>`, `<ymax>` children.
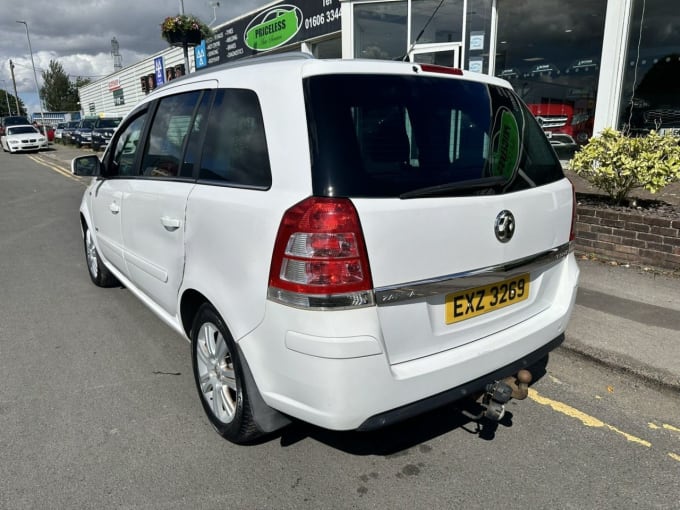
<box><xmin>181</xmin><ymin>289</ymin><xmax>291</xmax><ymax>435</ymax></box>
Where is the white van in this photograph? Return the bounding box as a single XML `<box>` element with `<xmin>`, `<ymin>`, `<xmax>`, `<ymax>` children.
<box><xmin>72</xmin><ymin>53</ymin><xmax>579</xmax><ymax>444</ymax></box>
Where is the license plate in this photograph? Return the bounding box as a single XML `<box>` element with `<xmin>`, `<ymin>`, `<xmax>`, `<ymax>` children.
<box><xmin>445</xmin><ymin>274</ymin><xmax>530</xmax><ymax>325</ymax></box>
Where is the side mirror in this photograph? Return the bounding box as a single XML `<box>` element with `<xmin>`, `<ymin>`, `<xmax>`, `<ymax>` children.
<box><xmin>71</xmin><ymin>154</ymin><xmax>101</xmax><ymax>177</ymax></box>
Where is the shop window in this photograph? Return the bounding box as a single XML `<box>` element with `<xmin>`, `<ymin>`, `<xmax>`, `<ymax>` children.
<box><xmin>410</xmin><ymin>0</ymin><xmax>463</xmax><ymax>46</ymax></box>
<box><xmin>312</xmin><ymin>37</ymin><xmax>342</xmax><ymax>59</ymax></box>
<box><xmin>619</xmin><ymin>0</ymin><xmax>680</xmax><ymax>135</ymax></box>
<box><xmin>465</xmin><ymin>0</ymin><xmax>492</xmax><ymax>74</ymax></box>
<box><xmin>354</xmin><ymin>1</ymin><xmax>408</xmax><ymax>60</ymax></box>
<box><xmin>495</xmin><ymin>0</ymin><xmax>606</xmax><ymax>155</ymax></box>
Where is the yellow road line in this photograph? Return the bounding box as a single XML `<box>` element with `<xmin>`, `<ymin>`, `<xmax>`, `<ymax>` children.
<box><xmin>528</xmin><ymin>388</ymin><xmax>652</xmax><ymax>448</ymax></box>
<box><xmin>648</xmin><ymin>422</ymin><xmax>680</xmax><ymax>435</ymax></box>
<box><xmin>28</xmin><ymin>154</ymin><xmax>83</xmax><ymax>184</ymax></box>
<box><xmin>669</xmin><ymin>453</ymin><xmax>680</xmax><ymax>463</ymax></box>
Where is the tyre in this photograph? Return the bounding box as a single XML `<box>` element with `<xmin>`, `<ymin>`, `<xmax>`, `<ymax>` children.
<box><xmin>191</xmin><ymin>304</ymin><xmax>261</xmax><ymax>444</ymax></box>
<box><xmin>83</xmin><ymin>226</ymin><xmax>119</xmax><ymax>287</ymax></box>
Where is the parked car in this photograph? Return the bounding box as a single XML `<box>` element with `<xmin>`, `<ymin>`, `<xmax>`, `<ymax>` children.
<box><xmin>71</xmin><ymin>54</ymin><xmax>579</xmax><ymax>444</ymax></box>
<box><xmin>0</xmin><ymin>115</ymin><xmax>31</xmax><ymax>137</ymax></box>
<box><xmin>61</xmin><ymin>120</ymin><xmax>80</xmax><ymax>145</ymax></box>
<box><xmin>71</xmin><ymin>118</ymin><xmax>97</xmax><ymax>147</ymax></box>
<box><xmin>91</xmin><ymin>117</ymin><xmax>122</xmax><ymax>151</ymax></box>
<box><xmin>53</xmin><ymin>122</ymin><xmax>66</xmax><ymax>143</ymax></box>
<box><xmin>1</xmin><ymin>124</ymin><xmax>48</xmax><ymax>153</ymax></box>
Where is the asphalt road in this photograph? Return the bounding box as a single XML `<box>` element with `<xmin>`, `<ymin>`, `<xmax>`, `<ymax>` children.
<box><xmin>1</xmin><ymin>149</ymin><xmax>679</xmax><ymax>509</ymax></box>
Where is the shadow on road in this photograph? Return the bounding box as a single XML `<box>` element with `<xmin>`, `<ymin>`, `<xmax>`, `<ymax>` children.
<box><xmin>270</xmin><ymin>356</ymin><xmax>550</xmax><ymax>456</ymax></box>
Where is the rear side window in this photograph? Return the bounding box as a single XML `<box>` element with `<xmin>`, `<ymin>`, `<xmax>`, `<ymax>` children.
<box><xmin>198</xmin><ymin>89</ymin><xmax>271</xmax><ymax>188</ymax></box>
<box><xmin>304</xmin><ymin>74</ymin><xmax>563</xmax><ymax>198</ymax></box>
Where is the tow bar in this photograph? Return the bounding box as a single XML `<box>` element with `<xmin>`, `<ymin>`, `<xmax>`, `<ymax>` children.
<box><xmin>462</xmin><ymin>369</ymin><xmax>532</xmax><ymax>422</ymax></box>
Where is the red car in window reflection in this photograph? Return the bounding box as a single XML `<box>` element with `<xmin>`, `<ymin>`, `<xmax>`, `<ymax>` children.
<box><xmin>527</xmin><ymin>102</ymin><xmax>593</xmax><ymax>149</ymax></box>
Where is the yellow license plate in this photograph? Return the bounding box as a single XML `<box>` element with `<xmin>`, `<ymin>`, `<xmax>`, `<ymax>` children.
<box><xmin>445</xmin><ymin>274</ymin><xmax>530</xmax><ymax>325</ymax></box>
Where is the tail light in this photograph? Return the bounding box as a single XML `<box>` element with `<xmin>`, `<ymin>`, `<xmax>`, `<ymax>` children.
<box><xmin>268</xmin><ymin>197</ymin><xmax>375</xmax><ymax>309</ymax></box>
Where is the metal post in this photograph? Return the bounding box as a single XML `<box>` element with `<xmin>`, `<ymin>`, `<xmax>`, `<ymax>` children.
<box><xmin>16</xmin><ymin>20</ymin><xmax>47</xmax><ymax>136</ymax></box>
<box><xmin>9</xmin><ymin>60</ymin><xmax>21</xmax><ymax>115</ymax></box>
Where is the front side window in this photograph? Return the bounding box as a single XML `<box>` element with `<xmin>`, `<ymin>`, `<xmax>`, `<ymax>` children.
<box><xmin>304</xmin><ymin>74</ymin><xmax>563</xmax><ymax>198</ymax></box>
<box><xmin>141</xmin><ymin>91</ymin><xmax>202</xmax><ymax>179</ymax></box>
<box><xmin>108</xmin><ymin>113</ymin><xmax>148</xmax><ymax>177</ymax></box>
<box><xmin>199</xmin><ymin>89</ymin><xmax>271</xmax><ymax>188</ymax></box>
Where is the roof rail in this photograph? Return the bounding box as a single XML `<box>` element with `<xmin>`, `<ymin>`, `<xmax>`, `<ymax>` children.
<box><xmin>195</xmin><ymin>51</ymin><xmax>315</xmax><ymax>74</ymax></box>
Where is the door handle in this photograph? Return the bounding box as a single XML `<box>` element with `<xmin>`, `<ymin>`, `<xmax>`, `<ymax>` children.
<box><xmin>160</xmin><ymin>216</ymin><xmax>181</xmax><ymax>231</ymax></box>
<box><xmin>109</xmin><ymin>202</ymin><xmax>120</xmax><ymax>214</ymax></box>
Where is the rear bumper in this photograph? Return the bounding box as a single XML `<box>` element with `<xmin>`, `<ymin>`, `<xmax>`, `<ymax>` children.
<box><xmin>358</xmin><ymin>333</ymin><xmax>562</xmax><ymax>430</ymax></box>
<box><xmin>238</xmin><ymin>254</ymin><xmax>579</xmax><ymax>431</ymax></box>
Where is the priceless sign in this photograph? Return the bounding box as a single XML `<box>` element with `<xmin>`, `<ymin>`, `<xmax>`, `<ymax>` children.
<box><xmin>202</xmin><ymin>0</ymin><xmax>340</xmax><ymax>67</ymax></box>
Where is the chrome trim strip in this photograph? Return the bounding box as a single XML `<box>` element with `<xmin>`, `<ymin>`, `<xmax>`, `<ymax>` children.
<box><xmin>375</xmin><ymin>242</ymin><xmax>571</xmax><ymax>306</ymax></box>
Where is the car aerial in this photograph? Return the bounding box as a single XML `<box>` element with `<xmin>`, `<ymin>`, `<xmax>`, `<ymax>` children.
<box><xmin>71</xmin><ymin>53</ymin><xmax>579</xmax><ymax>444</ymax></box>
<box><xmin>0</xmin><ymin>115</ymin><xmax>31</xmax><ymax>137</ymax></box>
<box><xmin>1</xmin><ymin>124</ymin><xmax>48</xmax><ymax>153</ymax></box>
<box><xmin>71</xmin><ymin>118</ymin><xmax>97</xmax><ymax>147</ymax></box>
<box><xmin>60</xmin><ymin>120</ymin><xmax>80</xmax><ymax>145</ymax></box>
<box><xmin>91</xmin><ymin>117</ymin><xmax>122</xmax><ymax>151</ymax></box>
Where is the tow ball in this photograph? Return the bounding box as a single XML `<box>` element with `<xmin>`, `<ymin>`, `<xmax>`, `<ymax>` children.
<box><xmin>462</xmin><ymin>369</ymin><xmax>533</xmax><ymax>422</ymax></box>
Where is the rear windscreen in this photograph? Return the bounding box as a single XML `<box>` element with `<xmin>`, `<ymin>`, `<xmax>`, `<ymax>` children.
<box><xmin>304</xmin><ymin>74</ymin><xmax>563</xmax><ymax>198</ymax></box>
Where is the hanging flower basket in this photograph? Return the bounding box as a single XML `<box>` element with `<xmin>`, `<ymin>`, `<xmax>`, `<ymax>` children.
<box><xmin>161</xmin><ymin>14</ymin><xmax>212</xmax><ymax>47</ymax></box>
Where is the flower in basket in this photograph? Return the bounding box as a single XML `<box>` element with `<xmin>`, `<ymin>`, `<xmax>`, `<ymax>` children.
<box><xmin>161</xmin><ymin>14</ymin><xmax>213</xmax><ymax>43</ymax></box>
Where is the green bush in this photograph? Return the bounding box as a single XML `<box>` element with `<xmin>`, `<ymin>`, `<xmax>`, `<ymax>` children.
<box><xmin>569</xmin><ymin>128</ymin><xmax>680</xmax><ymax>205</ymax></box>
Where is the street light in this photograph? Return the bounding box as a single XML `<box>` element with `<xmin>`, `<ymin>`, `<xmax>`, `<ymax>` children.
<box><xmin>0</xmin><ymin>79</ymin><xmax>12</xmax><ymax>115</ymax></box>
<box><xmin>16</xmin><ymin>20</ymin><xmax>46</xmax><ymax>136</ymax></box>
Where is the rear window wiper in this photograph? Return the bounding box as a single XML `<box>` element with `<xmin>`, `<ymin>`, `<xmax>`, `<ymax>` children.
<box><xmin>400</xmin><ymin>176</ymin><xmax>507</xmax><ymax>199</ymax></box>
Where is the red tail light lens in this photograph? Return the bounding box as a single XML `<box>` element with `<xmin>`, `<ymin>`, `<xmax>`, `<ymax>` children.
<box><xmin>268</xmin><ymin>197</ymin><xmax>375</xmax><ymax>309</ymax></box>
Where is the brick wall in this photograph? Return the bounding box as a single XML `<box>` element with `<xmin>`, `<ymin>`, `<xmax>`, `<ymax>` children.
<box><xmin>575</xmin><ymin>206</ymin><xmax>680</xmax><ymax>270</ymax></box>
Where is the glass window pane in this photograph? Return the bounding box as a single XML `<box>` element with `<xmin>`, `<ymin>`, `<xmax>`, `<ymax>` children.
<box><xmin>109</xmin><ymin>113</ymin><xmax>148</xmax><ymax>177</ymax></box>
<box><xmin>141</xmin><ymin>91</ymin><xmax>201</xmax><ymax>178</ymax></box>
<box><xmin>304</xmin><ymin>74</ymin><xmax>563</xmax><ymax>198</ymax></box>
<box><xmin>199</xmin><ymin>89</ymin><xmax>272</xmax><ymax>188</ymax></box>
<box><xmin>410</xmin><ymin>0</ymin><xmax>463</xmax><ymax>46</ymax></box>
<box><xmin>354</xmin><ymin>2</ymin><xmax>407</xmax><ymax>60</ymax></box>
<box><xmin>619</xmin><ymin>0</ymin><xmax>680</xmax><ymax>135</ymax></box>
<box><xmin>496</xmin><ymin>0</ymin><xmax>606</xmax><ymax>155</ymax></box>
<box><xmin>465</xmin><ymin>0</ymin><xmax>492</xmax><ymax>73</ymax></box>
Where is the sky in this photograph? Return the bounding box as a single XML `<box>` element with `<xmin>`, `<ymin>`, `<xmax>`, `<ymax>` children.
<box><xmin>1</xmin><ymin>0</ymin><xmax>264</xmax><ymax>116</ymax></box>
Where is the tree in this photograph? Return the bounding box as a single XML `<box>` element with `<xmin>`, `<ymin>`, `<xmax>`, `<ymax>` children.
<box><xmin>39</xmin><ymin>60</ymin><xmax>91</xmax><ymax>111</ymax></box>
<box><xmin>61</xmin><ymin>76</ymin><xmax>92</xmax><ymax>112</ymax></box>
<box><xmin>0</xmin><ymin>88</ymin><xmax>26</xmax><ymax>117</ymax></box>
<box><xmin>40</xmin><ymin>60</ymin><xmax>71</xmax><ymax>111</ymax></box>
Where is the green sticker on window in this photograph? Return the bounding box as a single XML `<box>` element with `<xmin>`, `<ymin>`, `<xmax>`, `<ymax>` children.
<box><xmin>490</xmin><ymin>108</ymin><xmax>520</xmax><ymax>179</ymax></box>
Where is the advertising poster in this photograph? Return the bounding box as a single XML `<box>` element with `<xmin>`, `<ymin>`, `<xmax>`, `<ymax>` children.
<box><xmin>202</xmin><ymin>0</ymin><xmax>341</xmax><ymax>68</ymax></box>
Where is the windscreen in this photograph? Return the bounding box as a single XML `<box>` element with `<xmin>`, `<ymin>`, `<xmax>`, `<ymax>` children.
<box><xmin>8</xmin><ymin>126</ymin><xmax>38</xmax><ymax>135</ymax></box>
<box><xmin>304</xmin><ymin>74</ymin><xmax>563</xmax><ymax>198</ymax></box>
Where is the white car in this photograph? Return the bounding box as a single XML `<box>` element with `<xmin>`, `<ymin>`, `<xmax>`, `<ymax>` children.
<box><xmin>72</xmin><ymin>54</ymin><xmax>579</xmax><ymax>444</ymax></box>
<box><xmin>1</xmin><ymin>124</ymin><xmax>48</xmax><ymax>153</ymax></box>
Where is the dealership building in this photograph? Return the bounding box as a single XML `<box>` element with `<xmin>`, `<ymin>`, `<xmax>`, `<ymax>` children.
<box><xmin>79</xmin><ymin>0</ymin><xmax>679</xmax><ymax>142</ymax></box>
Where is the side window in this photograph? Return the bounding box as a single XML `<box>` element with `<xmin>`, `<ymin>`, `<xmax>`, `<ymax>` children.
<box><xmin>199</xmin><ymin>89</ymin><xmax>271</xmax><ymax>188</ymax></box>
<box><xmin>141</xmin><ymin>91</ymin><xmax>202</xmax><ymax>178</ymax></box>
<box><xmin>109</xmin><ymin>113</ymin><xmax>148</xmax><ymax>177</ymax></box>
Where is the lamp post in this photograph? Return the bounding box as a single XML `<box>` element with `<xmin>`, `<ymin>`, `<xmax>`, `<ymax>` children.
<box><xmin>0</xmin><ymin>79</ymin><xmax>12</xmax><ymax>116</ymax></box>
<box><xmin>16</xmin><ymin>20</ymin><xmax>46</xmax><ymax>136</ymax></box>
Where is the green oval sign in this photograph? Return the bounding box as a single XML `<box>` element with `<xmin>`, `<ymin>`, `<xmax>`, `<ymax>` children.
<box><xmin>245</xmin><ymin>7</ymin><xmax>302</xmax><ymax>51</ymax></box>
